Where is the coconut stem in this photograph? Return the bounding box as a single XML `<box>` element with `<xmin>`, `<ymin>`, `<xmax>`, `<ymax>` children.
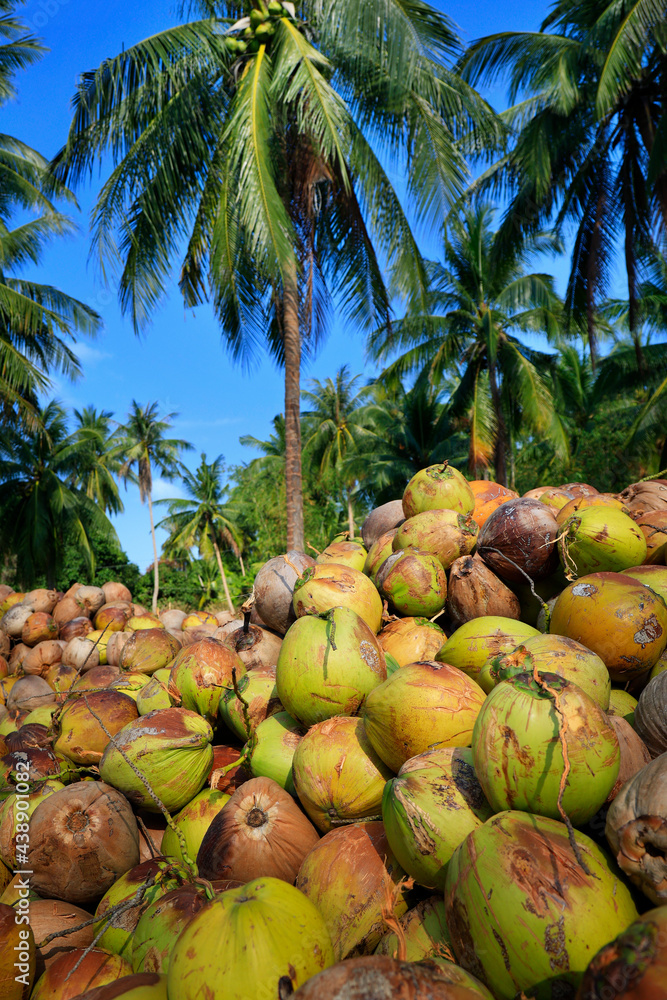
<box><xmin>380</xmin><ymin>875</ymin><xmax>414</xmax><ymax>962</ymax></box>
<box><xmin>638</xmin><ymin>467</ymin><xmax>667</xmax><ymax>482</ymax></box>
<box><xmin>326</xmin><ymin>609</ymin><xmax>337</xmax><ymax>651</ymax></box>
<box><xmin>477</xmin><ymin>546</ymin><xmax>552</xmax><ymax>630</ymax></box>
<box><xmin>137</xmin><ymin>814</ymin><xmax>160</xmax><ymax>858</ymax></box>
<box><xmin>530</xmin><ymin>667</ymin><xmax>594</xmax><ymax>877</ymax></box>
<box><xmin>81</xmin><ymin>695</ymin><xmax>196</xmax><ymax>875</ymax></box>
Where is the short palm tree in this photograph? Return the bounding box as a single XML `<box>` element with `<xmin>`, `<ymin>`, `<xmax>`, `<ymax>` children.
<box><xmin>51</xmin><ymin>0</ymin><xmax>497</xmax><ymax>549</ymax></box>
<box><xmin>0</xmin><ymin>400</ymin><xmax>119</xmax><ymax>587</ymax></box>
<box><xmin>158</xmin><ymin>453</ymin><xmax>244</xmax><ymax>615</ymax></box>
<box><xmin>116</xmin><ymin>402</ymin><xmax>193</xmax><ymax>612</ymax></box>
<box><xmin>301</xmin><ymin>366</ymin><xmax>374</xmax><ymax>537</ymax></box>
<box><xmin>368</xmin><ymin>204</ymin><xmax>568</xmax><ymax>485</ymax></box>
<box><xmin>0</xmin><ymin>1</ymin><xmax>101</xmax><ymax>424</ymax></box>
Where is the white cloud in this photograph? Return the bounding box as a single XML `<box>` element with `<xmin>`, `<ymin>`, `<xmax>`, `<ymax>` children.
<box><xmin>151</xmin><ymin>477</ymin><xmax>187</xmax><ymax>501</ymax></box>
<box><xmin>74</xmin><ymin>342</ymin><xmax>113</xmax><ymax>365</ymax></box>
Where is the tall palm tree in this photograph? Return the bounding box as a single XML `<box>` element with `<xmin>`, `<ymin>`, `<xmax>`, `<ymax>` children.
<box><xmin>368</xmin><ymin>204</ymin><xmax>567</xmax><ymax>486</ymax></box>
<box><xmin>50</xmin><ymin>0</ymin><xmax>497</xmax><ymax>550</ymax></box>
<box><xmin>460</xmin><ymin>0</ymin><xmax>667</xmax><ymax>369</ymax></box>
<box><xmin>0</xmin><ymin>1</ymin><xmax>101</xmax><ymax>424</ymax></box>
<box><xmin>0</xmin><ymin>400</ymin><xmax>119</xmax><ymax>587</ymax></box>
<box><xmin>65</xmin><ymin>406</ymin><xmax>123</xmax><ymax>514</ymax></box>
<box><xmin>116</xmin><ymin>402</ymin><xmax>192</xmax><ymax>613</ymax></box>
<box><xmin>157</xmin><ymin>453</ymin><xmax>244</xmax><ymax>615</ymax></box>
<box><xmin>301</xmin><ymin>366</ymin><xmax>373</xmax><ymax>537</ymax></box>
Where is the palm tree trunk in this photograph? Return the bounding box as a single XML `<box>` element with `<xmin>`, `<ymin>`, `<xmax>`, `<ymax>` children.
<box><xmin>488</xmin><ymin>361</ymin><xmax>508</xmax><ymax>486</ymax></box>
<box><xmin>347</xmin><ymin>487</ymin><xmax>355</xmax><ymax>539</ymax></box>
<box><xmin>238</xmin><ymin>553</ymin><xmax>246</xmax><ymax>577</ymax></box>
<box><xmin>213</xmin><ymin>536</ymin><xmax>235</xmax><ymax>616</ymax></box>
<box><xmin>147</xmin><ymin>490</ymin><xmax>160</xmax><ymax>615</ymax></box>
<box><xmin>283</xmin><ymin>259</ymin><xmax>304</xmax><ymax>551</ymax></box>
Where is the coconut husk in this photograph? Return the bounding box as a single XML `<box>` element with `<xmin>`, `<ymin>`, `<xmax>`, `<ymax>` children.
<box><xmin>606</xmin><ymin>716</ymin><xmax>652</xmax><ymax>802</ymax></box>
<box><xmin>634</xmin><ymin>670</ymin><xmax>667</xmax><ymax>758</ymax></box>
<box><xmin>447</xmin><ymin>554</ymin><xmax>521</xmax><ymax>626</ymax></box>
<box><xmin>618</xmin><ymin>479</ymin><xmax>667</xmax><ymax>515</ymax></box>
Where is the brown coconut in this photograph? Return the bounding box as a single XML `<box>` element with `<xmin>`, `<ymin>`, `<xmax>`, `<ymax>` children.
<box><xmin>253</xmin><ymin>551</ymin><xmax>316</xmax><ymax>635</ymax></box>
<box><xmin>159</xmin><ymin>608</ymin><xmax>187</xmax><ymax>631</ymax></box>
<box><xmin>22</xmin><ymin>614</ymin><xmax>58</xmax><ymax>648</ymax></box>
<box><xmin>29</xmin><ymin>899</ymin><xmax>94</xmax><ymax>974</ymax></box>
<box><xmin>28</xmin><ymin>781</ymin><xmax>140</xmax><ymax>904</ymax></box>
<box><xmin>606</xmin><ymin>716</ymin><xmax>652</xmax><ymax>802</ymax></box>
<box><xmin>23</xmin><ymin>589</ymin><xmax>59</xmax><ymax>615</ymax></box>
<box><xmin>618</xmin><ymin>479</ymin><xmax>667</xmax><ymax>515</ymax></box>
<box><xmin>52</xmin><ymin>596</ymin><xmax>85</xmax><ymax>627</ymax></box>
<box><xmin>8</xmin><ymin>642</ymin><xmax>29</xmax><ymax>674</ymax></box>
<box><xmin>180</xmin><ymin>624</ymin><xmax>217</xmax><ymax>646</ymax></box>
<box><xmin>6</xmin><ymin>676</ymin><xmax>55</xmax><ymax>713</ymax></box>
<box><xmin>74</xmin><ymin>587</ymin><xmax>106</xmax><ymax>618</ymax></box>
<box><xmin>208</xmin><ymin>746</ymin><xmax>252</xmax><ymax>794</ymax></box>
<box><xmin>635</xmin><ymin>510</ymin><xmax>667</xmax><ymax>564</ymax></box>
<box><xmin>30</xmin><ymin>949</ymin><xmax>131</xmax><ymax>1000</ymax></box>
<box><xmin>62</xmin><ymin>637</ymin><xmax>100</xmax><ymax>672</ymax></box>
<box><xmin>197</xmin><ymin>775</ymin><xmax>320</xmax><ymax>883</ymax></box>
<box><xmin>102</xmin><ymin>581</ymin><xmax>133</xmax><ymax>604</ymax></box>
<box><xmin>105</xmin><ymin>631</ymin><xmax>132</xmax><ymax>667</ymax></box>
<box><xmin>0</xmin><ymin>629</ymin><xmax>9</xmax><ymax>658</ymax></box>
<box><xmin>1</xmin><ymin>604</ymin><xmax>33</xmax><ymax>640</ymax></box>
<box><xmin>94</xmin><ymin>602</ymin><xmax>132</xmax><ymax>633</ymax></box>
<box><xmin>44</xmin><ymin>662</ymin><xmax>79</xmax><ymax>700</ymax></box>
<box><xmin>447</xmin><ymin>554</ymin><xmax>521</xmax><ymax>627</ymax></box>
<box><xmin>634</xmin><ymin>670</ymin><xmax>667</xmax><ymax>758</ymax></box>
<box><xmin>361</xmin><ymin>499</ymin><xmax>406</xmax><ymax>550</ymax></box>
<box><xmin>292</xmin><ymin>956</ymin><xmax>491</xmax><ymax>999</ymax></box>
<box><xmin>58</xmin><ymin>617</ymin><xmax>94</xmax><ymax>643</ymax></box>
<box><xmin>224</xmin><ymin>624</ymin><xmax>283</xmax><ymax>671</ymax></box>
<box><xmin>5</xmin><ymin>724</ymin><xmax>52</xmax><ymax>752</ymax></box>
<box><xmin>605</xmin><ymin>753</ymin><xmax>667</xmax><ymax>905</ymax></box>
<box><xmin>22</xmin><ymin>641</ymin><xmax>65</xmax><ymax>676</ymax></box>
<box><xmin>477</xmin><ymin>498</ymin><xmax>560</xmax><ymax>583</ymax></box>
<box><xmin>296</xmin><ymin>822</ymin><xmax>409</xmax><ymax>961</ymax></box>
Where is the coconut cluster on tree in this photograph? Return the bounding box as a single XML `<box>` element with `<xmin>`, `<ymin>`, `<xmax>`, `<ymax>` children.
<box><xmin>1</xmin><ymin>464</ymin><xmax>667</xmax><ymax>1000</ymax></box>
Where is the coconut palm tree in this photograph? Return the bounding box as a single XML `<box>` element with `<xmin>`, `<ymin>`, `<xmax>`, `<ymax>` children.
<box><xmin>368</xmin><ymin>204</ymin><xmax>568</xmax><ymax>486</ymax></box>
<box><xmin>65</xmin><ymin>406</ymin><xmax>123</xmax><ymax>515</ymax></box>
<box><xmin>0</xmin><ymin>400</ymin><xmax>120</xmax><ymax>587</ymax></box>
<box><xmin>460</xmin><ymin>0</ymin><xmax>667</xmax><ymax>368</ymax></box>
<box><xmin>50</xmin><ymin>0</ymin><xmax>498</xmax><ymax>550</ymax></box>
<box><xmin>301</xmin><ymin>366</ymin><xmax>374</xmax><ymax>537</ymax></box>
<box><xmin>0</xmin><ymin>1</ymin><xmax>101</xmax><ymax>424</ymax></box>
<box><xmin>116</xmin><ymin>402</ymin><xmax>193</xmax><ymax>613</ymax></box>
<box><xmin>345</xmin><ymin>375</ymin><xmax>469</xmax><ymax>506</ymax></box>
<box><xmin>157</xmin><ymin>453</ymin><xmax>244</xmax><ymax>615</ymax></box>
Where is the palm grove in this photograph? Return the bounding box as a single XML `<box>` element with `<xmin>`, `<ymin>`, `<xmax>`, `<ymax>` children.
<box><xmin>0</xmin><ymin>0</ymin><xmax>666</xmax><ymax>608</ymax></box>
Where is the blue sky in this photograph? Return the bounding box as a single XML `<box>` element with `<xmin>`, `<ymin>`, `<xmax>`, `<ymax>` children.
<box><xmin>7</xmin><ymin>0</ymin><xmax>557</xmax><ymax>571</ymax></box>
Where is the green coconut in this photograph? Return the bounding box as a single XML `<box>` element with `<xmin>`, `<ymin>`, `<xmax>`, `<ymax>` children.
<box><xmin>363</xmin><ymin>661</ymin><xmax>485</xmax><ymax>772</ymax></box>
<box><xmin>472</xmin><ymin>673</ymin><xmax>620</xmax><ymax>825</ymax></box>
<box><xmin>295</xmin><ymin>822</ymin><xmax>409</xmax><ymax>961</ymax></box>
<box><xmin>20</xmin><ymin>705</ymin><xmax>57</xmax><ymax>728</ymax></box>
<box><xmin>402</xmin><ymin>463</ymin><xmax>475</xmax><ymax>517</ymax></box>
<box><xmin>248</xmin><ymin>711</ymin><xmax>303</xmax><ymax>794</ymax></box>
<box><xmin>445</xmin><ymin>811</ymin><xmax>639</xmax><ymax>1000</ymax></box>
<box><xmin>317</xmin><ymin>539</ymin><xmax>367</xmax><ymax>572</ymax></box>
<box><xmin>292</xmin><ymin>564</ymin><xmax>383</xmax><ymax>634</ymax></box>
<box><xmin>559</xmin><ymin>507</ymin><xmax>647</xmax><ymax>578</ymax></box>
<box><xmin>98</xmin><ymin>708</ymin><xmax>214</xmax><ymax>813</ymax></box>
<box><xmin>132</xmin><ymin>885</ymin><xmax>228</xmax><ymax>974</ymax></box>
<box><xmin>374</xmin><ymin>896</ymin><xmax>454</xmax><ymax>962</ymax></box>
<box><xmin>436</xmin><ymin>616</ymin><xmax>541</xmax><ymax>687</ymax></box>
<box><xmin>608</xmin><ymin>687</ymin><xmax>638</xmax><ymax>725</ymax></box>
<box><xmin>483</xmin><ymin>634</ymin><xmax>611</xmax><ymax>708</ymax></box>
<box><xmin>382</xmin><ymin>750</ymin><xmax>492</xmax><ymax>890</ymax></box>
<box><xmin>94</xmin><ymin>858</ymin><xmax>189</xmax><ymax>960</ymax></box>
<box><xmin>54</xmin><ymin>690</ymin><xmax>139</xmax><ymax>765</ymax></box>
<box><xmin>169</xmin><ymin>638</ymin><xmax>246</xmax><ymax>725</ymax></box>
<box><xmin>392</xmin><ymin>509</ymin><xmax>478</xmax><ymax>569</ymax></box>
<box><xmin>160</xmin><ymin>787</ymin><xmax>230</xmax><ymax>865</ymax></box>
<box><xmin>119</xmin><ymin>630</ymin><xmax>181</xmax><ymax>675</ymax></box>
<box><xmin>363</xmin><ymin>529</ymin><xmax>397</xmax><ymax>585</ymax></box>
<box><xmin>291</xmin><ymin>716</ymin><xmax>393</xmax><ymax>831</ymax></box>
<box><xmin>70</xmin><ymin>975</ymin><xmax>168</xmax><ymax>1000</ymax></box>
<box><xmin>378</xmin><ymin>617</ymin><xmax>445</xmax><ymax>668</ymax></box>
<box><xmin>622</xmin><ymin>564</ymin><xmax>667</xmax><ymax>605</ymax></box>
<box><xmin>377</xmin><ymin>549</ymin><xmax>447</xmax><ymax>617</ymax></box>
<box><xmin>219</xmin><ymin>665</ymin><xmax>282</xmax><ymax>741</ymax></box>
<box><xmin>135</xmin><ymin>669</ymin><xmax>174</xmax><ymax>716</ymax></box>
<box><xmin>108</xmin><ymin>672</ymin><xmax>151</xmax><ymax>702</ymax></box>
<box><xmin>275</xmin><ymin>608</ymin><xmax>386</xmax><ymax>728</ymax></box>
<box><xmin>167</xmin><ymin>877</ymin><xmax>334</xmax><ymax>1000</ymax></box>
